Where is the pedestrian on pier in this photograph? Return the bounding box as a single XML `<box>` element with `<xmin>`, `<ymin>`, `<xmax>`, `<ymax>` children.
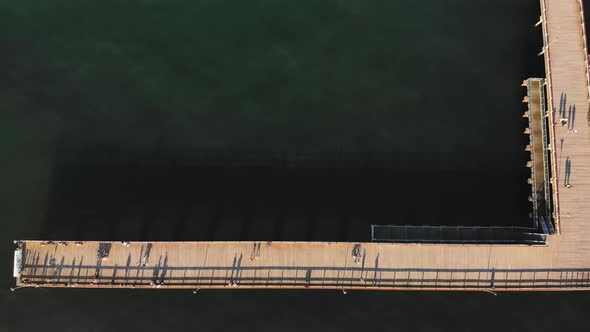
<box><xmin>352</xmin><ymin>245</ymin><xmax>362</xmax><ymax>264</ymax></box>
<box><xmin>560</xmin><ymin>118</ymin><xmax>569</xmax><ymax>126</ymax></box>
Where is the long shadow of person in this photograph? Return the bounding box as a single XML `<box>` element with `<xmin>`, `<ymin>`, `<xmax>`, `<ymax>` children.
<box><xmin>160</xmin><ymin>254</ymin><xmax>168</xmax><ymax>282</ymax></box>
<box><xmin>124</xmin><ymin>254</ymin><xmax>131</xmax><ymax>282</ymax></box>
<box><xmin>373</xmin><ymin>253</ymin><xmax>380</xmax><ymax>286</ymax></box>
<box><xmin>568</xmin><ymin>105</ymin><xmax>576</xmax><ymax>130</ymax></box>
<box><xmin>565</xmin><ymin>157</ymin><xmax>572</xmax><ymax>187</ymax></box>
<box><xmin>559</xmin><ymin>92</ymin><xmax>566</xmax><ymax>119</ymax></box>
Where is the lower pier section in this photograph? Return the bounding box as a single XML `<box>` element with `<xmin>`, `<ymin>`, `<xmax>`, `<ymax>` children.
<box><xmin>523</xmin><ymin>78</ymin><xmax>555</xmax><ymax>234</ymax></box>
<box><xmin>14</xmin><ymin>240</ymin><xmax>590</xmax><ymax>291</ymax></box>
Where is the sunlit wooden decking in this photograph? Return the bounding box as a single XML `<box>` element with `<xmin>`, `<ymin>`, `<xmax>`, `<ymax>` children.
<box><xmin>541</xmin><ymin>0</ymin><xmax>590</xmax><ymax>255</ymax></box>
<box><xmin>12</xmin><ymin>0</ymin><xmax>590</xmax><ymax>291</ymax></box>
<box><xmin>11</xmin><ymin>240</ymin><xmax>590</xmax><ymax>290</ymax></box>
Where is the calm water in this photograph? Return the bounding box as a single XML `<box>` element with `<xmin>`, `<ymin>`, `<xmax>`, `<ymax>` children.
<box><xmin>3</xmin><ymin>0</ymin><xmax>540</xmax><ymax>242</ymax></box>
<box><xmin>1</xmin><ymin>0</ymin><xmax>589</xmax><ymax>331</ymax></box>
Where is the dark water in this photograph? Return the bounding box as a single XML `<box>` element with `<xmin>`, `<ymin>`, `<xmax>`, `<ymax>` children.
<box><xmin>4</xmin><ymin>0</ymin><xmax>540</xmax><ymax>242</ymax></box>
<box><xmin>2</xmin><ymin>0</ymin><xmax>589</xmax><ymax>331</ymax></box>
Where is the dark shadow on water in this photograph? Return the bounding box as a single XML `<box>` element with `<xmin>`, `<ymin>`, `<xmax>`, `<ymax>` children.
<box><xmin>39</xmin><ymin>143</ymin><xmax>532</xmax><ymax>242</ymax></box>
<box><xmin>14</xmin><ymin>0</ymin><xmax>542</xmax><ymax>245</ymax></box>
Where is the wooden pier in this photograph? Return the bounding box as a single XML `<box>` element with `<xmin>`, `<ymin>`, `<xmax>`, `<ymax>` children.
<box><xmin>11</xmin><ymin>0</ymin><xmax>590</xmax><ymax>291</ymax></box>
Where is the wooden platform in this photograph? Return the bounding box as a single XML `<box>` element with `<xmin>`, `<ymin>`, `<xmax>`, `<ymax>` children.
<box><xmin>12</xmin><ymin>241</ymin><xmax>590</xmax><ymax>290</ymax></box>
<box><xmin>11</xmin><ymin>0</ymin><xmax>590</xmax><ymax>291</ymax></box>
<box><xmin>541</xmin><ymin>0</ymin><xmax>590</xmax><ymax>255</ymax></box>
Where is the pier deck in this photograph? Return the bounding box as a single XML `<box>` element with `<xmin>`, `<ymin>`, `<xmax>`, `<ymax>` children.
<box><xmin>541</xmin><ymin>0</ymin><xmax>590</xmax><ymax>250</ymax></box>
<box><xmin>12</xmin><ymin>0</ymin><xmax>590</xmax><ymax>291</ymax></box>
<box><xmin>13</xmin><ymin>240</ymin><xmax>590</xmax><ymax>291</ymax></box>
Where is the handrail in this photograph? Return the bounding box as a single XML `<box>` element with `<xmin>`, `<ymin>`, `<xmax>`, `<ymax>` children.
<box><xmin>540</xmin><ymin>81</ymin><xmax>553</xmax><ymax>224</ymax></box>
<box><xmin>539</xmin><ymin>0</ymin><xmax>561</xmax><ymax>233</ymax></box>
<box><xmin>18</xmin><ymin>266</ymin><xmax>590</xmax><ymax>290</ymax></box>
<box><xmin>526</xmin><ymin>80</ymin><xmax>539</xmax><ymax>226</ymax></box>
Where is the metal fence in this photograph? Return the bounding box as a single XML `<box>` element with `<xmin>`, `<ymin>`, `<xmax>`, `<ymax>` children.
<box><xmin>539</xmin><ymin>0</ymin><xmax>561</xmax><ymax>233</ymax></box>
<box><xmin>371</xmin><ymin>225</ymin><xmax>546</xmax><ymax>244</ymax></box>
<box><xmin>540</xmin><ymin>82</ymin><xmax>553</xmax><ymax>225</ymax></box>
<box><xmin>19</xmin><ymin>265</ymin><xmax>590</xmax><ymax>290</ymax></box>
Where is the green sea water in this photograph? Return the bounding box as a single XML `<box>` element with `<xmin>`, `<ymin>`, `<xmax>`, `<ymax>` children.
<box><xmin>2</xmin><ymin>0</ymin><xmax>539</xmax><ymax>155</ymax></box>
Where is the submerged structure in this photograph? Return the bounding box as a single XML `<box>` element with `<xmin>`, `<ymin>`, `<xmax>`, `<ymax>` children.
<box><xmin>12</xmin><ymin>0</ymin><xmax>590</xmax><ymax>291</ymax></box>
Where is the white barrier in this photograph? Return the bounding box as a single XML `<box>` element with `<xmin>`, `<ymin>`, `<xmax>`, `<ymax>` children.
<box><xmin>13</xmin><ymin>248</ymin><xmax>23</xmax><ymax>278</ymax></box>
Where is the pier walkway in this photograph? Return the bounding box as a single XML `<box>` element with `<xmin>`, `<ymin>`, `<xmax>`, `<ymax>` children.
<box><xmin>13</xmin><ymin>241</ymin><xmax>590</xmax><ymax>291</ymax></box>
<box><xmin>540</xmin><ymin>0</ymin><xmax>590</xmax><ymax>249</ymax></box>
<box><xmin>12</xmin><ymin>0</ymin><xmax>590</xmax><ymax>291</ymax></box>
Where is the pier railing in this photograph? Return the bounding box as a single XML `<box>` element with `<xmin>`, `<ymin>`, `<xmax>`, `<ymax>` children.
<box><xmin>526</xmin><ymin>79</ymin><xmax>540</xmax><ymax>226</ymax></box>
<box><xmin>524</xmin><ymin>78</ymin><xmax>554</xmax><ymax>233</ymax></box>
<box><xmin>540</xmin><ymin>83</ymin><xmax>553</xmax><ymax>225</ymax></box>
<box><xmin>18</xmin><ymin>265</ymin><xmax>590</xmax><ymax>290</ymax></box>
<box><xmin>539</xmin><ymin>0</ymin><xmax>561</xmax><ymax>232</ymax></box>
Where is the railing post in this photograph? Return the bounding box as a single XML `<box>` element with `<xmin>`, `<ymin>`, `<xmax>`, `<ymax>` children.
<box><xmin>490</xmin><ymin>268</ymin><xmax>496</xmax><ymax>289</ymax></box>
